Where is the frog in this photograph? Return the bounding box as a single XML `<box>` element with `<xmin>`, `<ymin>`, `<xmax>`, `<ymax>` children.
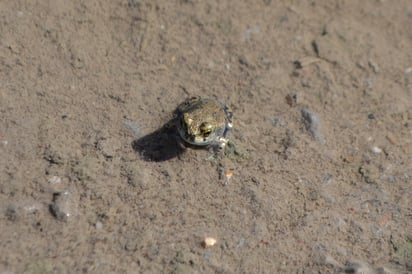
<box><xmin>174</xmin><ymin>96</ymin><xmax>233</xmax><ymax>151</ymax></box>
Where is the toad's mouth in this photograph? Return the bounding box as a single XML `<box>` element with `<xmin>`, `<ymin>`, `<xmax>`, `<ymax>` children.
<box><xmin>177</xmin><ymin>128</ymin><xmax>213</xmax><ymax>146</ymax></box>
<box><xmin>181</xmin><ymin>133</ymin><xmax>212</xmax><ymax>146</ymax></box>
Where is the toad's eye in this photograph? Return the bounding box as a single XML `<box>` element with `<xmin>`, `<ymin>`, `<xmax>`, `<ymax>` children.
<box><xmin>200</xmin><ymin>122</ymin><xmax>212</xmax><ymax>137</ymax></box>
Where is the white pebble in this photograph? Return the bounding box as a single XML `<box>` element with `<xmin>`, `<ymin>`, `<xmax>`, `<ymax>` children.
<box><xmin>50</xmin><ymin>190</ymin><xmax>78</xmax><ymax>222</ymax></box>
<box><xmin>371</xmin><ymin>146</ymin><xmax>382</xmax><ymax>154</ymax></box>
<box><xmin>203</xmin><ymin>237</ymin><xmax>217</xmax><ymax>248</ymax></box>
<box><xmin>301</xmin><ymin>108</ymin><xmax>325</xmax><ymax>143</ymax></box>
<box><xmin>95</xmin><ymin>221</ymin><xmax>103</xmax><ymax>230</ymax></box>
<box><xmin>48</xmin><ymin>176</ymin><xmax>62</xmax><ymax>184</ymax></box>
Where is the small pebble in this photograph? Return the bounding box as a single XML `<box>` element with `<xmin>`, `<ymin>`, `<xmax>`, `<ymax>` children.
<box><xmin>293</xmin><ymin>56</ymin><xmax>321</xmax><ymax>69</ymax></box>
<box><xmin>272</xmin><ymin>116</ymin><xmax>286</xmax><ymax>127</ymax></box>
<box><xmin>236</xmin><ymin>238</ymin><xmax>246</xmax><ymax>248</ymax></box>
<box><xmin>285</xmin><ymin>94</ymin><xmax>297</xmax><ymax>107</ymax></box>
<box><xmin>386</xmin><ymin>133</ymin><xmax>397</xmax><ymax>145</ymax></box>
<box><xmin>367</xmin><ymin>113</ymin><xmax>375</xmax><ymax>120</ymax></box>
<box><xmin>95</xmin><ymin>221</ymin><xmax>103</xmax><ymax>230</ymax></box>
<box><xmin>301</xmin><ymin>108</ymin><xmax>325</xmax><ymax>143</ymax></box>
<box><xmin>223</xmin><ymin>169</ymin><xmax>233</xmax><ymax>185</ymax></box>
<box><xmin>5</xmin><ymin>206</ymin><xmax>18</xmax><ymax>221</ymax></box>
<box><xmin>48</xmin><ymin>176</ymin><xmax>62</xmax><ymax>185</ymax></box>
<box><xmin>49</xmin><ymin>190</ymin><xmax>78</xmax><ymax>222</ymax></box>
<box><xmin>202</xmin><ymin>237</ymin><xmax>217</xmax><ymax>248</ymax></box>
<box><xmin>345</xmin><ymin>261</ymin><xmax>373</xmax><ymax>274</ymax></box>
<box><xmin>371</xmin><ymin>146</ymin><xmax>382</xmax><ymax>154</ymax></box>
<box><xmin>368</xmin><ymin>60</ymin><xmax>380</xmax><ymax>73</ymax></box>
<box><xmin>404</xmin><ymin>67</ymin><xmax>412</xmax><ymax>75</ymax></box>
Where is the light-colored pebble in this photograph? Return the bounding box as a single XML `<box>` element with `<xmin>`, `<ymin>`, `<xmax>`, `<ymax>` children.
<box><xmin>301</xmin><ymin>108</ymin><xmax>325</xmax><ymax>143</ymax></box>
<box><xmin>48</xmin><ymin>176</ymin><xmax>62</xmax><ymax>185</ymax></box>
<box><xmin>203</xmin><ymin>237</ymin><xmax>217</xmax><ymax>248</ymax></box>
<box><xmin>404</xmin><ymin>67</ymin><xmax>412</xmax><ymax>75</ymax></box>
<box><xmin>49</xmin><ymin>190</ymin><xmax>78</xmax><ymax>222</ymax></box>
<box><xmin>222</xmin><ymin>169</ymin><xmax>233</xmax><ymax>185</ymax></box>
<box><xmin>95</xmin><ymin>221</ymin><xmax>103</xmax><ymax>230</ymax></box>
<box><xmin>371</xmin><ymin>146</ymin><xmax>382</xmax><ymax>154</ymax></box>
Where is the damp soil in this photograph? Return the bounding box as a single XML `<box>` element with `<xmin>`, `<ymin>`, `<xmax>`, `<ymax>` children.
<box><xmin>1</xmin><ymin>1</ymin><xmax>412</xmax><ymax>273</ymax></box>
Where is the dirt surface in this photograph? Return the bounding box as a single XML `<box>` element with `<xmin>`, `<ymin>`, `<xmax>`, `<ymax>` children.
<box><xmin>1</xmin><ymin>0</ymin><xmax>412</xmax><ymax>273</ymax></box>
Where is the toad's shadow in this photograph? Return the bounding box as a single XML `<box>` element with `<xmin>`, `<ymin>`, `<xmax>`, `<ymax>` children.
<box><xmin>132</xmin><ymin>120</ymin><xmax>185</xmax><ymax>162</ymax></box>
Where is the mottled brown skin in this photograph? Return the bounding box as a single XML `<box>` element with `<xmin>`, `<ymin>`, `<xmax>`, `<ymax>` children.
<box><xmin>175</xmin><ymin>97</ymin><xmax>233</xmax><ymax>149</ymax></box>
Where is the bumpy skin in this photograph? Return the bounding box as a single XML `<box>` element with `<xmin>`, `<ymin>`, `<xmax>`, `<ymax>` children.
<box><xmin>174</xmin><ymin>97</ymin><xmax>233</xmax><ymax>148</ymax></box>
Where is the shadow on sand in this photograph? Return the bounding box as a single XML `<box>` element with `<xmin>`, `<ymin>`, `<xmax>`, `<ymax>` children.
<box><xmin>132</xmin><ymin>120</ymin><xmax>185</xmax><ymax>162</ymax></box>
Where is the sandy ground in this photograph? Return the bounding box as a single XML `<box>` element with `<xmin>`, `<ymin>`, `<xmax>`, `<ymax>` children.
<box><xmin>1</xmin><ymin>0</ymin><xmax>412</xmax><ymax>273</ymax></box>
